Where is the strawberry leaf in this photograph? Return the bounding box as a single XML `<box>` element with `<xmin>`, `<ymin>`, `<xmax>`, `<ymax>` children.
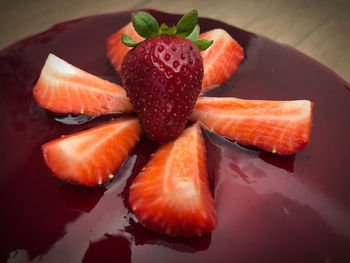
<box><xmin>176</xmin><ymin>10</ymin><xmax>198</xmax><ymax>37</ymax></box>
<box><xmin>132</xmin><ymin>12</ymin><xmax>159</xmax><ymax>38</ymax></box>
<box><xmin>192</xmin><ymin>39</ymin><xmax>213</xmax><ymax>51</ymax></box>
<box><xmin>186</xmin><ymin>24</ymin><xmax>200</xmax><ymax>41</ymax></box>
<box><xmin>121</xmin><ymin>33</ymin><xmax>139</xmax><ymax>47</ymax></box>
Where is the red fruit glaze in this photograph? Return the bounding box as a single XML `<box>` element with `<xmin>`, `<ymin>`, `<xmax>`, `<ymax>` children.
<box><xmin>191</xmin><ymin>97</ymin><xmax>313</xmax><ymax>154</ymax></box>
<box><xmin>43</xmin><ymin>117</ymin><xmax>142</xmax><ymax>186</ymax></box>
<box><xmin>33</xmin><ymin>54</ymin><xmax>133</xmax><ymax>115</ymax></box>
<box><xmin>199</xmin><ymin>29</ymin><xmax>244</xmax><ymax>92</ymax></box>
<box><xmin>121</xmin><ymin>35</ymin><xmax>203</xmax><ymax>143</ymax></box>
<box><xmin>1</xmin><ymin>10</ymin><xmax>350</xmax><ymax>263</ymax></box>
<box><xmin>129</xmin><ymin>123</ymin><xmax>217</xmax><ymax>237</ymax></box>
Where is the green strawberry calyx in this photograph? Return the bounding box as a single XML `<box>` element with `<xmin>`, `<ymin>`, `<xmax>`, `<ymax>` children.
<box><xmin>121</xmin><ymin>10</ymin><xmax>213</xmax><ymax>51</ymax></box>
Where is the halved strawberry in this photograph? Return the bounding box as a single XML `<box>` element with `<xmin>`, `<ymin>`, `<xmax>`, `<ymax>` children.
<box><xmin>33</xmin><ymin>54</ymin><xmax>133</xmax><ymax>115</ymax></box>
<box><xmin>106</xmin><ymin>25</ymin><xmax>243</xmax><ymax>92</ymax></box>
<box><xmin>106</xmin><ymin>22</ymin><xmax>144</xmax><ymax>73</ymax></box>
<box><xmin>129</xmin><ymin>123</ymin><xmax>217</xmax><ymax>237</ymax></box>
<box><xmin>190</xmin><ymin>97</ymin><xmax>313</xmax><ymax>155</ymax></box>
<box><xmin>199</xmin><ymin>29</ymin><xmax>244</xmax><ymax>92</ymax></box>
<box><xmin>43</xmin><ymin>117</ymin><xmax>142</xmax><ymax>186</ymax></box>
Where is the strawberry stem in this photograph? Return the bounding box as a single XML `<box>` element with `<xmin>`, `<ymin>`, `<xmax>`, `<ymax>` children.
<box><xmin>159</xmin><ymin>23</ymin><xmax>177</xmax><ymax>36</ymax></box>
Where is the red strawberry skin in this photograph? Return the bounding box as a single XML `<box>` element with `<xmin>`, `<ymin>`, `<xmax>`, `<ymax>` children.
<box><xmin>121</xmin><ymin>36</ymin><xmax>203</xmax><ymax>143</ymax></box>
<box><xmin>129</xmin><ymin>123</ymin><xmax>217</xmax><ymax>237</ymax></box>
<box><xmin>190</xmin><ymin>97</ymin><xmax>313</xmax><ymax>155</ymax></box>
<box><xmin>33</xmin><ymin>54</ymin><xmax>133</xmax><ymax>115</ymax></box>
<box><xmin>42</xmin><ymin>117</ymin><xmax>142</xmax><ymax>186</ymax></box>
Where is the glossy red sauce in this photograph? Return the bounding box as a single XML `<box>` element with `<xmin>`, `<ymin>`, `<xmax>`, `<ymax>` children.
<box><xmin>1</xmin><ymin>9</ymin><xmax>350</xmax><ymax>263</ymax></box>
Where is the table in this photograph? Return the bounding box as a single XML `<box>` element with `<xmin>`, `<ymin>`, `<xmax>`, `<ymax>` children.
<box><xmin>1</xmin><ymin>0</ymin><xmax>349</xmax><ymax>83</ymax></box>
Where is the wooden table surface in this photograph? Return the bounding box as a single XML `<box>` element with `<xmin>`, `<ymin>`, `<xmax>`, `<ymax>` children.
<box><xmin>1</xmin><ymin>0</ymin><xmax>349</xmax><ymax>83</ymax></box>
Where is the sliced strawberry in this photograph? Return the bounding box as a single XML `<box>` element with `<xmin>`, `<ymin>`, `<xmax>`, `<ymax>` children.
<box><xmin>190</xmin><ymin>97</ymin><xmax>313</xmax><ymax>155</ymax></box>
<box><xmin>129</xmin><ymin>123</ymin><xmax>217</xmax><ymax>237</ymax></box>
<box><xmin>106</xmin><ymin>22</ymin><xmax>144</xmax><ymax>73</ymax></box>
<box><xmin>42</xmin><ymin>117</ymin><xmax>142</xmax><ymax>186</ymax></box>
<box><xmin>33</xmin><ymin>54</ymin><xmax>133</xmax><ymax>115</ymax></box>
<box><xmin>199</xmin><ymin>29</ymin><xmax>244</xmax><ymax>92</ymax></box>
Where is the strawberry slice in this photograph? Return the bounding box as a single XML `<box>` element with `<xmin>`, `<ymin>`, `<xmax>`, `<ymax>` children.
<box><xmin>190</xmin><ymin>97</ymin><xmax>313</xmax><ymax>155</ymax></box>
<box><xmin>106</xmin><ymin>25</ymin><xmax>243</xmax><ymax>92</ymax></box>
<box><xmin>106</xmin><ymin>22</ymin><xmax>144</xmax><ymax>73</ymax></box>
<box><xmin>129</xmin><ymin>123</ymin><xmax>217</xmax><ymax>237</ymax></box>
<box><xmin>33</xmin><ymin>54</ymin><xmax>133</xmax><ymax>115</ymax></box>
<box><xmin>199</xmin><ymin>29</ymin><xmax>244</xmax><ymax>92</ymax></box>
<box><xmin>43</xmin><ymin>117</ymin><xmax>142</xmax><ymax>186</ymax></box>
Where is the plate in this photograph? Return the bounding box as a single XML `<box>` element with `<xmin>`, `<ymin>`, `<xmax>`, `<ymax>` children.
<box><xmin>1</xmin><ymin>9</ymin><xmax>350</xmax><ymax>263</ymax></box>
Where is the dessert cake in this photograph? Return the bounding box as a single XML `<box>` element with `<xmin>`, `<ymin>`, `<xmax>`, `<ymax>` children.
<box><xmin>1</xmin><ymin>9</ymin><xmax>349</xmax><ymax>263</ymax></box>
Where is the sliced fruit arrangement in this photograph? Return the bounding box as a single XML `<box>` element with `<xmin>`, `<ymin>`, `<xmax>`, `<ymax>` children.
<box><xmin>33</xmin><ymin>54</ymin><xmax>133</xmax><ymax>115</ymax></box>
<box><xmin>34</xmin><ymin>10</ymin><xmax>314</xmax><ymax>238</ymax></box>
<box><xmin>106</xmin><ymin>18</ymin><xmax>244</xmax><ymax>92</ymax></box>
<box><xmin>190</xmin><ymin>97</ymin><xmax>313</xmax><ymax>155</ymax></box>
<box><xmin>129</xmin><ymin>123</ymin><xmax>217</xmax><ymax>237</ymax></box>
<box><xmin>120</xmin><ymin>10</ymin><xmax>212</xmax><ymax>143</ymax></box>
<box><xmin>43</xmin><ymin>117</ymin><xmax>142</xmax><ymax>186</ymax></box>
<box><xmin>199</xmin><ymin>29</ymin><xmax>244</xmax><ymax>92</ymax></box>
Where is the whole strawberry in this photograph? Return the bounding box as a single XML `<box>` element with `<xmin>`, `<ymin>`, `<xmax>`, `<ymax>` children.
<box><xmin>121</xmin><ymin>10</ymin><xmax>212</xmax><ymax>143</ymax></box>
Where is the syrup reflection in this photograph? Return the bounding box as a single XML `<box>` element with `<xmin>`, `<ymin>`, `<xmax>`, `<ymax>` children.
<box><xmin>125</xmin><ymin>218</ymin><xmax>211</xmax><ymax>253</ymax></box>
<box><xmin>204</xmin><ymin>130</ymin><xmax>350</xmax><ymax>238</ymax></box>
<box><xmin>9</xmin><ymin>156</ymin><xmax>137</xmax><ymax>263</ymax></box>
<box><xmin>53</xmin><ymin>114</ymin><xmax>96</xmax><ymax>125</ymax></box>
